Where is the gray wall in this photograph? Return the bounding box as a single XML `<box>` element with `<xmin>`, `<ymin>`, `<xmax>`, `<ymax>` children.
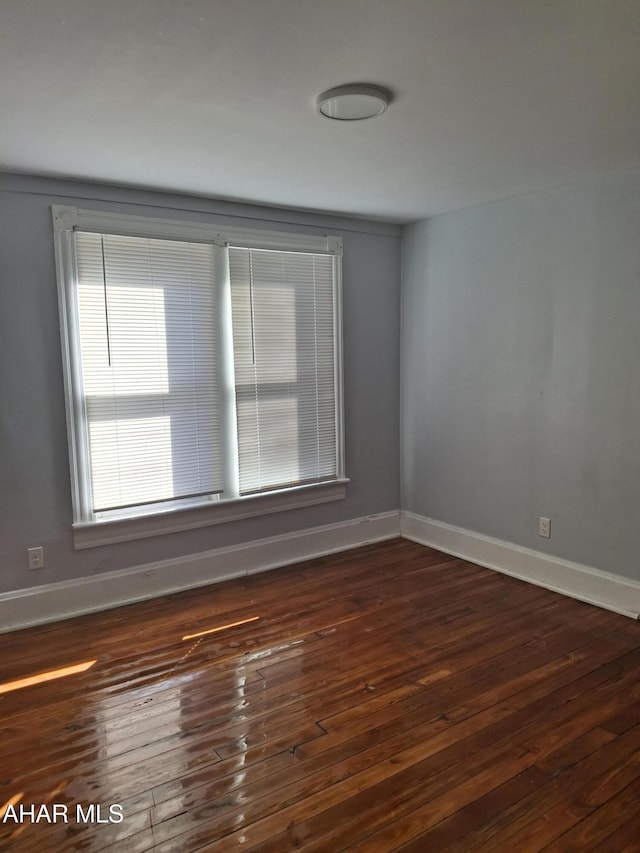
<box><xmin>0</xmin><ymin>173</ymin><xmax>401</xmax><ymax>594</ymax></box>
<box><xmin>402</xmin><ymin>173</ymin><xmax>640</xmax><ymax>581</ymax></box>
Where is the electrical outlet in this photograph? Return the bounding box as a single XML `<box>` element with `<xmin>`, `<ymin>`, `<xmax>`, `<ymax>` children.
<box><xmin>539</xmin><ymin>517</ymin><xmax>551</xmax><ymax>539</ymax></box>
<box><xmin>28</xmin><ymin>546</ymin><xmax>44</xmax><ymax>570</ymax></box>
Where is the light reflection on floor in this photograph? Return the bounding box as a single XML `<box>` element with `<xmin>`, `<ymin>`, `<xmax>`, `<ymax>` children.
<box><xmin>0</xmin><ymin>792</ymin><xmax>24</xmax><ymax>821</ymax></box>
<box><xmin>0</xmin><ymin>660</ymin><xmax>97</xmax><ymax>695</ymax></box>
<box><xmin>1</xmin><ymin>614</ymin><xmax>311</xmax><ymax>847</ymax></box>
<box><xmin>182</xmin><ymin>615</ymin><xmax>260</xmax><ymax>641</ymax></box>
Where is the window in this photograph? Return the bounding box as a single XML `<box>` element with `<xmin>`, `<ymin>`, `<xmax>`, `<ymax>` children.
<box><xmin>53</xmin><ymin>206</ymin><xmax>345</xmax><ymax>545</ymax></box>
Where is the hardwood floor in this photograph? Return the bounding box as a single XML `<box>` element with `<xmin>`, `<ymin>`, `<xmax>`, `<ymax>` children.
<box><xmin>1</xmin><ymin>538</ymin><xmax>639</xmax><ymax>851</ymax></box>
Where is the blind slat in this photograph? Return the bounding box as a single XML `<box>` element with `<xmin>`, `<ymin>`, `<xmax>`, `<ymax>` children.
<box><xmin>73</xmin><ymin>233</ymin><xmax>339</xmax><ymax>518</ymax></box>
<box><xmin>229</xmin><ymin>247</ymin><xmax>337</xmax><ymax>495</ymax></box>
<box><xmin>75</xmin><ymin>232</ymin><xmax>222</xmax><ymax>513</ymax></box>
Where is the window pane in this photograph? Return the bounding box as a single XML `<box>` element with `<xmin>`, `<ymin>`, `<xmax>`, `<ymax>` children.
<box><xmin>75</xmin><ymin>232</ymin><xmax>222</xmax><ymax>513</ymax></box>
<box><xmin>229</xmin><ymin>247</ymin><xmax>337</xmax><ymax>494</ymax></box>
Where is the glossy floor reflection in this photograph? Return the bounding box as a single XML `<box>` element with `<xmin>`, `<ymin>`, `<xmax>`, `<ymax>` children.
<box><xmin>1</xmin><ymin>539</ymin><xmax>639</xmax><ymax>851</ymax></box>
<box><xmin>0</xmin><ymin>660</ymin><xmax>97</xmax><ymax>695</ymax></box>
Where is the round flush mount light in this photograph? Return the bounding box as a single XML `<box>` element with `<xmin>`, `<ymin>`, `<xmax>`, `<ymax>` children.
<box><xmin>316</xmin><ymin>84</ymin><xmax>391</xmax><ymax>121</ymax></box>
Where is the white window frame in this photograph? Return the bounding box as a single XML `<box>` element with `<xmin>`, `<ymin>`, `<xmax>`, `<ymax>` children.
<box><xmin>53</xmin><ymin>205</ymin><xmax>347</xmax><ymax>549</ymax></box>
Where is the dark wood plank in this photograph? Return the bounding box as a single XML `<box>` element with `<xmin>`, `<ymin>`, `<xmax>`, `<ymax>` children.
<box><xmin>0</xmin><ymin>538</ymin><xmax>638</xmax><ymax>852</ymax></box>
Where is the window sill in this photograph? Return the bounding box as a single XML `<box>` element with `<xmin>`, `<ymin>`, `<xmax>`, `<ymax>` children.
<box><xmin>72</xmin><ymin>480</ymin><xmax>349</xmax><ymax>550</ymax></box>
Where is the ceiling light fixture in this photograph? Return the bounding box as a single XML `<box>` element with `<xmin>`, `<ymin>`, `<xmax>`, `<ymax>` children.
<box><xmin>316</xmin><ymin>84</ymin><xmax>391</xmax><ymax>121</ymax></box>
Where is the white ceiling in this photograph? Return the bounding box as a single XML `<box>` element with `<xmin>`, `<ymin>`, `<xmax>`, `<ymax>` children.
<box><xmin>1</xmin><ymin>0</ymin><xmax>638</xmax><ymax>223</ymax></box>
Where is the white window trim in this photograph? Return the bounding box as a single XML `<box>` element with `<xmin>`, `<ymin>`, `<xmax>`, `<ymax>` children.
<box><xmin>73</xmin><ymin>479</ymin><xmax>350</xmax><ymax>549</ymax></box>
<box><xmin>52</xmin><ymin>206</ymin><xmax>343</xmax><ymax>254</ymax></box>
<box><xmin>52</xmin><ymin>205</ymin><xmax>346</xmax><ymax>549</ymax></box>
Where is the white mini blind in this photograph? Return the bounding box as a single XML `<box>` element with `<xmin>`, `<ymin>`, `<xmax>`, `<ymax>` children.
<box><xmin>74</xmin><ymin>232</ymin><xmax>222</xmax><ymax>513</ymax></box>
<box><xmin>229</xmin><ymin>247</ymin><xmax>337</xmax><ymax>495</ymax></box>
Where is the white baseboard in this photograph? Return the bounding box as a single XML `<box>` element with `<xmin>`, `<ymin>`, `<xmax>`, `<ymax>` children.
<box><xmin>6</xmin><ymin>509</ymin><xmax>638</xmax><ymax>633</ymax></box>
<box><xmin>0</xmin><ymin>511</ymin><xmax>400</xmax><ymax>633</ymax></box>
<box><xmin>400</xmin><ymin>511</ymin><xmax>640</xmax><ymax>620</ymax></box>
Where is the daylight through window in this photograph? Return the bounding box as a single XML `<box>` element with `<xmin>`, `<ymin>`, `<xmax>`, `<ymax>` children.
<box><xmin>53</xmin><ymin>207</ymin><xmax>344</xmax><ymax>530</ymax></box>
